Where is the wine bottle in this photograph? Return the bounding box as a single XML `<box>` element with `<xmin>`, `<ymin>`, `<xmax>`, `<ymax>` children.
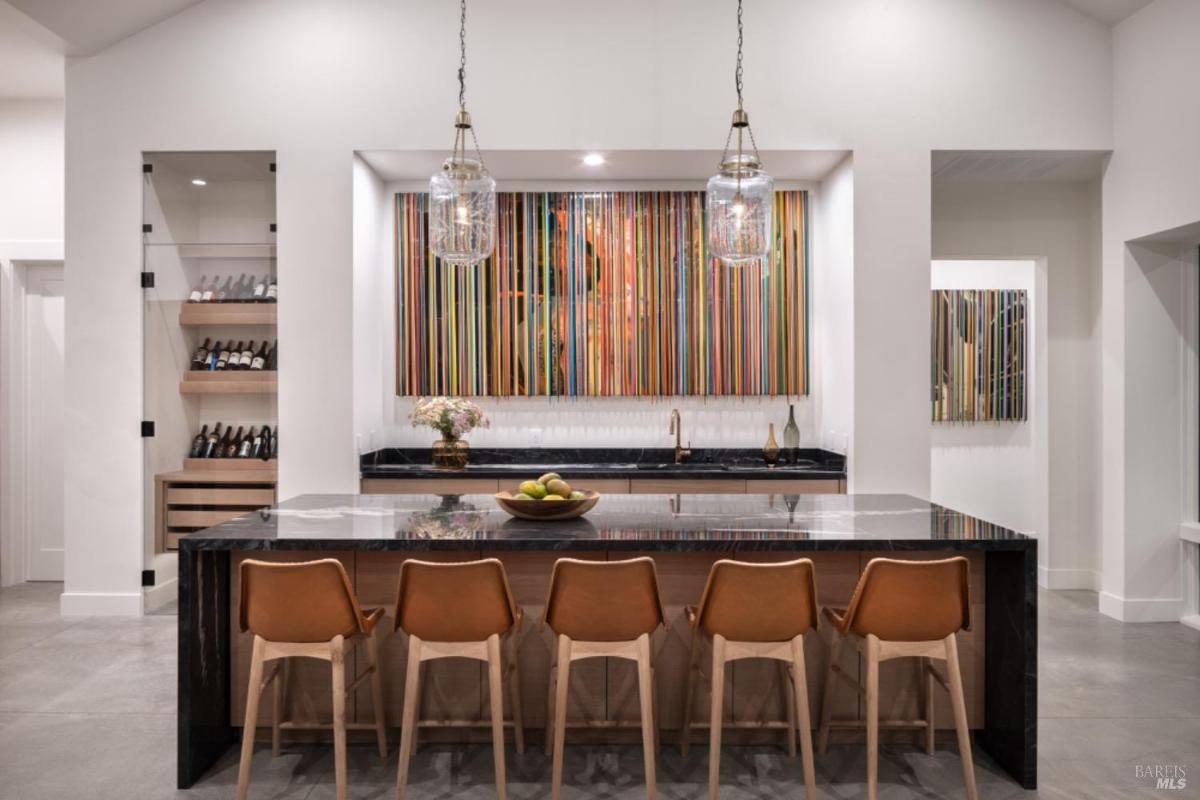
<box><xmin>223</xmin><ymin>426</ymin><xmax>244</xmax><ymax>458</ymax></box>
<box><xmin>187</xmin><ymin>275</ymin><xmax>207</xmax><ymax>303</ymax></box>
<box><xmin>203</xmin><ymin>423</ymin><xmax>223</xmax><ymax>458</ymax></box>
<box><xmin>250</xmin><ymin>340</ymin><xmax>268</xmax><ymax>370</ymax></box>
<box><xmin>237</xmin><ymin>426</ymin><xmax>256</xmax><ymax>458</ymax></box>
<box><xmin>205</xmin><ymin>340</ymin><xmax>222</xmax><ymax>370</ymax></box>
<box><xmin>216</xmin><ymin>341</ymin><xmax>235</xmax><ymax>371</ymax></box>
<box><xmin>265</xmin><ymin>280</ymin><xmax>277</xmax><ymax>303</ymax></box>
<box><xmin>252</xmin><ymin>425</ymin><xmax>268</xmax><ymax>459</ymax></box>
<box><xmin>199</xmin><ymin>276</ymin><xmax>216</xmax><ymax>303</ymax></box>
<box><xmin>189</xmin><ymin>424</ymin><xmax>209</xmax><ymax>458</ymax></box>
<box><xmin>238</xmin><ymin>340</ymin><xmax>255</xmax><ymax>370</ymax></box>
<box><xmin>215</xmin><ymin>275</ymin><xmax>233</xmax><ymax>302</ymax></box>
<box><xmin>251</xmin><ymin>274</ymin><xmax>267</xmax><ymax>301</ymax></box>
<box><xmin>191</xmin><ymin>337</ymin><xmax>212</xmax><ymax>371</ymax></box>
<box><xmin>269</xmin><ymin>426</ymin><xmax>278</xmax><ymax>459</ymax></box>
<box><xmin>231</xmin><ymin>273</ymin><xmax>248</xmax><ymax>301</ymax></box>
<box><xmin>265</xmin><ymin>341</ymin><xmax>277</xmax><ymax>371</ymax></box>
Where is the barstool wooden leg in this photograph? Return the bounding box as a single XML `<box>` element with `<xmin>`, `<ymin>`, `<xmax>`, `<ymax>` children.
<box><xmin>816</xmin><ymin>631</ymin><xmax>843</xmax><ymax>754</ymax></box>
<box><xmin>707</xmin><ymin>634</ymin><xmax>727</xmax><ymax>800</ymax></box>
<box><xmin>779</xmin><ymin>659</ymin><xmax>798</xmax><ymax>758</ymax></box>
<box><xmin>396</xmin><ymin>635</ymin><xmax>423</xmax><ymax>800</ymax></box>
<box><xmin>680</xmin><ymin>627</ymin><xmax>701</xmax><ymax>757</ymax></box>
<box><xmin>330</xmin><ymin>635</ymin><xmax>348</xmax><ymax>800</ymax></box>
<box><xmin>271</xmin><ymin>656</ymin><xmax>284</xmax><ymax>757</ymax></box>
<box><xmin>865</xmin><ymin>635</ymin><xmax>880</xmax><ymax>800</ymax></box>
<box><xmin>544</xmin><ymin>657</ymin><xmax>557</xmax><ymax>757</ymax></box>
<box><xmin>923</xmin><ymin>656</ymin><xmax>936</xmax><ymax>755</ymax></box>
<box><xmin>944</xmin><ymin>634</ymin><xmax>978</xmax><ymax>800</ymax></box>
<box><xmin>636</xmin><ymin>633</ymin><xmax>657</xmax><ymax>800</ymax></box>
<box><xmin>236</xmin><ymin>635</ymin><xmax>266</xmax><ymax>800</ymax></box>
<box><xmin>486</xmin><ymin>634</ymin><xmax>508</xmax><ymax>800</ymax></box>
<box><xmin>551</xmin><ymin>635</ymin><xmax>572</xmax><ymax>800</ymax></box>
<box><xmin>366</xmin><ymin>627</ymin><xmax>388</xmax><ymax>759</ymax></box>
<box><xmin>790</xmin><ymin>634</ymin><xmax>817</xmax><ymax>800</ymax></box>
<box><xmin>506</xmin><ymin>630</ymin><xmax>526</xmax><ymax>754</ymax></box>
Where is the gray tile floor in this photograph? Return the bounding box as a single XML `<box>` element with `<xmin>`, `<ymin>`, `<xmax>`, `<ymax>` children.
<box><xmin>0</xmin><ymin>583</ymin><xmax>1197</xmax><ymax>799</ymax></box>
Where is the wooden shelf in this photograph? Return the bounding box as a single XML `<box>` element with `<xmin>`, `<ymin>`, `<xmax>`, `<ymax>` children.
<box><xmin>175</xmin><ymin>244</ymin><xmax>276</xmax><ymax>260</ymax></box>
<box><xmin>180</xmin><ymin>370</ymin><xmax>277</xmax><ymax>394</ymax></box>
<box><xmin>182</xmin><ymin>458</ymin><xmax>278</xmax><ymax>476</ymax></box>
<box><xmin>179</xmin><ymin>303</ymin><xmax>276</xmax><ymax>327</ymax></box>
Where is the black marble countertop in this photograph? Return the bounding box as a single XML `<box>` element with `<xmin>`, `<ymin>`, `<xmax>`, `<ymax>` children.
<box><xmin>180</xmin><ymin>493</ymin><xmax>1033</xmax><ymax>553</ymax></box>
<box><xmin>360</xmin><ymin>447</ymin><xmax>846</xmax><ymax>481</ymax></box>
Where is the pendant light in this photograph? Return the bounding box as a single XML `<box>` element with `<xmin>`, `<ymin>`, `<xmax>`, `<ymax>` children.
<box><xmin>429</xmin><ymin>0</ymin><xmax>496</xmax><ymax>266</ymax></box>
<box><xmin>706</xmin><ymin>0</ymin><xmax>773</xmax><ymax>266</ymax></box>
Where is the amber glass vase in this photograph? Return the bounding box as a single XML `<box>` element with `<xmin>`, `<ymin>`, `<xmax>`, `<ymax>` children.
<box><xmin>431</xmin><ymin>434</ymin><xmax>470</xmax><ymax>469</ymax></box>
<box><xmin>763</xmin><ymin>423</ymin><xmax>781</xmax><ymax>467</ymax></box>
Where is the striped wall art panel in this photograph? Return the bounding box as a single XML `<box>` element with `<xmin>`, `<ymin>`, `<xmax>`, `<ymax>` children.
<box><xmin>931</xmin><ymin>288</ymin><xmax>1027</xmax><ymax>422</ymax></box>
<box><xmin>395</xmin><ymin>190</ymin><xmax>809</xmax><ymax>397</ymax></box>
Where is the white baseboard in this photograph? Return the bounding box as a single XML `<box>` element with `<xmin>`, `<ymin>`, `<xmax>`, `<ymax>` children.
<box><xmin>1098</xmin><ymin>590</ymin><xmax>1183</xmax><ymax>623</ymax></box>
<box><xmin>1181</xmin><ymin>615</ymin><xmax>1200</xmax><ymax>633</ymax></box>
<box><xmin>59</xmin><ymin>591</ymin><xmax>143</xmax><ymax>617</ymax></box>
<box><xmin>143</xmin><ymin>576</ymin><xmax>178</xmax><ymax>612</ymax></box>
<box><xmin>1038</xmin><ymin>567</ymin><xmax>1101</xmax><ymax>591</ymax></box>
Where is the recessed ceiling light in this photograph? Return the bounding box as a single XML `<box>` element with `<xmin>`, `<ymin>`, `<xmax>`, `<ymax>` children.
<box><xmin>191</xmin><ymin>178</ymin><xmax>207</xmax><ymax>186</ymax></box>
<box><xmin>582</xmin><ymin>153</ymin><xmax>605</xmax><ymax>167</ymax></box>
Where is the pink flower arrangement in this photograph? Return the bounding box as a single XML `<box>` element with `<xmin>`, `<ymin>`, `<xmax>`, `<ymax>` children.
<box><xmin>410</xmin><ymin>397</ymin><xmax>490</xmax><ymax>439</ymax></box>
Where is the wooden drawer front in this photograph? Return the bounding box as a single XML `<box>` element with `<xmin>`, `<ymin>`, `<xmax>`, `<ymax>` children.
<box><xmin>167</xmin><ymin>508</ymin><xmax>249</xmax><ymax>528</ymax></box>
<box><xmin>744</xmin><ymin>479</ymin><xmax>843</xmax><ymax>494</ymax></box>
<box><xmin>167</xmin><ymin>487</ymin><xmax>275</xmax><ymax>506</ymax></box>
<box><xmin>629</xmin><ymin>478</ymin><xmax>746</xmax><ymax>494</ymax></box>
<box><xmin>361</xmin><ymin>478</ymin><xmax>499</xmax><ymax>494</ymax></box>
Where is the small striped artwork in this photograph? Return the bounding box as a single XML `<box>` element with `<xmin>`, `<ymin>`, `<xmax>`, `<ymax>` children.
<box><xmin>931</xmin><ymin>289</ymin><xmax>1027</xmax><ymax>422</ymax></box>
<box><xmin>395</xmin><ymin>190</ymin><xmax>809</xmax><ymax>397</ymax></box>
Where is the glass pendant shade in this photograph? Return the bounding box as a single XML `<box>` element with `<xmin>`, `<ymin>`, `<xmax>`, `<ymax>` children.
<box><xmin>706</xmin><ymin>153</ymin><xmax>773</xmax><ymax>265</ymax></box>
<box><xmin>429</xmin><ymin>156</ymin><xmax>496</xmax><ymax>266</ymax></box>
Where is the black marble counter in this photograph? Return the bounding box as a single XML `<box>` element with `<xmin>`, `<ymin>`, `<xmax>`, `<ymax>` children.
<box><xmin>360</xmin><ymin>447</ymin><xmax>846</xmax><ymax>481</ymax></box>
<box><xmin>177</xmin><ymin>493</ymin><xmax>1035</xmax><ymax>791</ymax></box>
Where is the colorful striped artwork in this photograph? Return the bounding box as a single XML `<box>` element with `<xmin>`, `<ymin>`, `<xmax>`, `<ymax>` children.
<box><xmin>931</xmin><ymin>289</ymin><xmax>1027</xmax><ymax>422</ymax></box>
<box><xmin>395</xmin><ymin>190</ymin><xmax>809</xmax><ymax>397</ymax></box>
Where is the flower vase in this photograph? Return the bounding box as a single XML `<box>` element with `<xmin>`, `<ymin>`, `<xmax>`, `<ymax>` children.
<box><xmin>431</xmin><ymin>434</ymin><xmax>469</xmax><ymax>469</ymax></box>
<box><xmin>763</xmin><ymin>423</ymin><xmax>781</xmax><ymax>467</ymax></box>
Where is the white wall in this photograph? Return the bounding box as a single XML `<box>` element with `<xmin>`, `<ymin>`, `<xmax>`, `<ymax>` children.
<box><xmin>0</xmin><ymin>99</ymin><xmax>63</xmax><ymax>245</ymax></box>
<box><xmin>932</xmin><ymin>181</ymin><xmax>1102</xmax><ymax>589</ymax></box>
<box><xmin>64</xmin><ymin>0</ymin><xmax>1113</xmax><ymax>613</ymax></box>
<box><xmin>929</xmin><ymin>260</ymin><xmax>1044</xmax><ymax>542</ymax></box>
<box><xmin>813</xmin><ymin>155</ymin><xmax>855</xmax><ymax>462</ymax></box>
<box><xmin>1100</xmin><ymin>0</ymin><xmax>1200</xmax><ymax>621</ymax></box>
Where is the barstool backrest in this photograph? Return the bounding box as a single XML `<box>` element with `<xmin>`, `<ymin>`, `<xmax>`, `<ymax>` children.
<box><xmin>842</xmin><ymin>557</ymin><xmax>971</xmax><ymax>641</ymax></box>
<box><xmin>395</xmin><ymin>558</ymin><xmax>517</xmax><ymax>642</ymax></box>
<box><xmin>543</xmin><ymin>557</ymin><xmax>666</xmax><ymax>641</ymax></box>
<box><xmin>694</xmin><ymin>558</ymin><xmax>818</xmax><ymax>641</ymax></box>
<box><xmin>239</xmin><ymin>558</ymin><xmax>365</xmax><ymax>642</ymax></box>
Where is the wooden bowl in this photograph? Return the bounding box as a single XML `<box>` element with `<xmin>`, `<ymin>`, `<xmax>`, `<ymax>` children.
<box><xmin>494</xmin><ymin>490</ymin><xmax>600</xmax><ymax>521</ymax></box>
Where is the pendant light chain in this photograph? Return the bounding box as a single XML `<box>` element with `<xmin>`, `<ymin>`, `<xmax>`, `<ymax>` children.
<box><xmin>721</xmin><ymin>0</ymin><xmax>761</xmax><ymax>167</ymax></box>
<box><xmin>452</xmin><ymin>0</ymin><xmax>486</xmax><ymax>171</ymax></box>
<box><xmin>735</xmin><ymin>0</ymin><xmax>744</xmax><ymax>110</ymax></box>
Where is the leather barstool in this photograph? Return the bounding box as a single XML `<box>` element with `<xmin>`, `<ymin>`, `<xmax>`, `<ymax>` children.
<box><xmin>393</xmin><ymin>558</ymin><xmax>524</xmax><ymax>800</ymax></box>
<box><xmin>542</xmin><ymin>557</ymin><xmax>666</xmax><ymax>800</ymax></box>
<box><xmin>679</xmin><ymin>558</ymin><xmax>819</xmax><ymax>800</ymax></box>
<box><xmin>816</xmin><ymin>556</ymin><xmax>978</xmax><ymax>800</ymax></box>
<box><xmin>236</xmin><ymin>558</ymin><xmax>388</xmax><ymax>800</ymax></box>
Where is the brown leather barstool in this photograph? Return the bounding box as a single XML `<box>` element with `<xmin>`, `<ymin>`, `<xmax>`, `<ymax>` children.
<box><xmin>816</xmin><ymin>556</ymin><xmax>978</xmax><ymax>800</ymax></box>
<box><xmin>542</xmin><ymin>557</ymin><xmax>666</xmax><ymax>800</ymax></box>
<box><xmin>393</xmin><ymin>558</ymin><xmax>524</xmax><ymax>800</ymax></box>
<box><xmin>236</xmin><ymin>558</ymin><xmax>387</xmax><ymax>800</ymax></box>
<box><xmin>679</xmin><ymin>559</ymin><xmax>819</xmax><ymax>800</ymax></box>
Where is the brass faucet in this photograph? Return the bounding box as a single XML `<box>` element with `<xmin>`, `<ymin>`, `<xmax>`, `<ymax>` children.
<box><xmin>669</xmin><ymin>408</ymin><xmax>692</xmax><ymax>464</ymax></box>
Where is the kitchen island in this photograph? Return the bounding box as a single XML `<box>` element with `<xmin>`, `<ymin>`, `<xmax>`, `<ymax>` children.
<box><xmin>178</xmin><ymin>493</ymin><xmax>1036</xmax><ymax>789</ymax></box>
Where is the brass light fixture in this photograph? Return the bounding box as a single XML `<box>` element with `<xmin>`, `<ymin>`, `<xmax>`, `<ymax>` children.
<box><xmin>429</xmin><ymin>0</ymin><xmax>496</xmax><ymax>266</ymax></box>
<box><xmin>706</xmin><ymin>0</ymin><xmax>773</xmax><ymax>265</ymax></box>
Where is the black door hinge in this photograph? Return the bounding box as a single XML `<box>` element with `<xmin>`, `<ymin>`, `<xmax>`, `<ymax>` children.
<box><xmin>142</xmin><ymin>223</ymin><xmax>153</xmax><ymax>234</ymax></box>
<box><xmin>269</xmin><ymin>162</ymin><xmax>276</xmax><ymax>173</ymax></box>
<box><xmin>141</xmin><ymin>420</ymin><xmax>155</xmax><ymax>437</ymax></box>
<box><xmin>141</xmin><ymin>570</ymin><xmax>156</xmax><ymax>587</ymax></box>
<box><xmin>140</xmin><ymin>271</ymin><xmax>155</xmax><ymax>288</ymax></box>
<box><xmin>142</xmin><ymin>163</ymin><xmax>153</xmax><ymax>174</ymax></box>
<box><xmin>269</xmin><ymin>223</ymin><xmax>277</xmax><ymax>233</ymax></box>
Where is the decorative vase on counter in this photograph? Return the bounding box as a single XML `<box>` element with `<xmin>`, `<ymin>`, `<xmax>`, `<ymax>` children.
<box><xmin>783</xmin><ymin>404</ymin><xmax>801</xmax><ymax>464</ymax></box>
<box><xmin>432</xmin><ymin>434</ymin><xmax>470</xmax><ymax>469</ymax></box>
<box><xmin>763</xmin><ymin>423</ymin><xmax>781</xmax><ymax>467</ymax></box>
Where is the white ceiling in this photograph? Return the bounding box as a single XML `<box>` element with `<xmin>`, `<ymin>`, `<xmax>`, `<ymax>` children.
<box><xmin>1055</xmin><ymin>0</ymin><xmax>1152</xmax><ymax>25</ymax></box>
<box><xmin>359</xmin><ymin>150</ymin><xmax>850</xmax><ymax>185</ymax></box>
<box><xmin>0</xmin><ymin>1</ymin><xmax>63</xmax><ymax>97</ymax></box>
<box><xmin>932</xmin><ymin>151</ymin><xmax>1109</xmax><ymax>183</ymax></box>
<box><xmin>3</xmin><ymin>0</ymin><xmax>203</xmax><ymax>56</ymax></box>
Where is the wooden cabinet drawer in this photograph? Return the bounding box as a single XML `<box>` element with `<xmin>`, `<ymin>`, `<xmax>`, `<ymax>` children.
<box><xmin>361</xmin><ymin>478</ymin><xmax>499</xmax><ymax>494</ymax></box>
<box><xmin>167</xmin><ymin>508</ymin><xmax>250</xmax><ymax>528</ymax></box>
<box><xmin>166</xmin><ymin>487</ymin><xmax>275</xmax><ymax>506</ymax></box>
<box><xmin>629</xmin><ymin>478</ymin><xmax>746</xmax><ymax>494</ymax></box>
<box><xmin>745</xmin><ymin>479</ymin><xmax>843</xmax><ymax>494</ymax></box>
